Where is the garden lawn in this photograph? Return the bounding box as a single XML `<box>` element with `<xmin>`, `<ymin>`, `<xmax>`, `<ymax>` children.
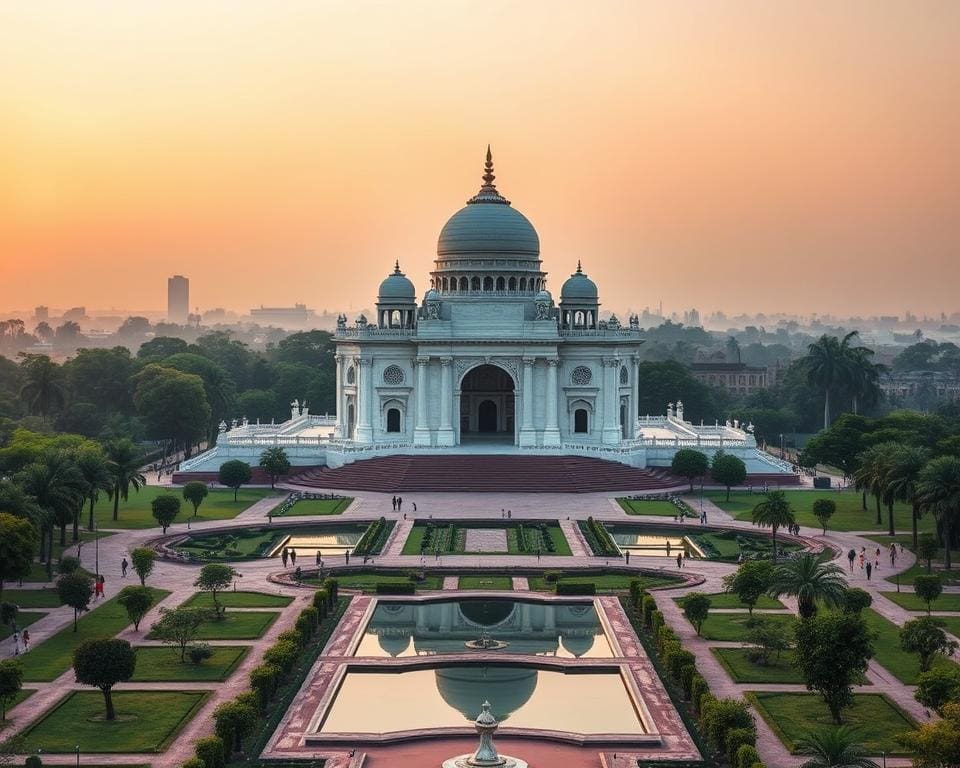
<box><xmin>747</xmin><ymin>692</ymin><xmax>915</xmax><ymax>755</ymax></box>
<box><xmin>938</xmin><ymin>616</ymin><xmax>960</xmax><ymax>639</ymax></box>
<box><xmin>189</xmin><ymin>611</ymin><xmax>279</xmax><ymax>640</ymax></box>
<box><xmin>17</xmin><ymin>690</ymin><xmax>207</xmax><ymax>753</ymax></box>
<box><xmin>305</xmin><ymin>572</ymin><xmax>443</xmax><ymax>591</ymax></box>
<box><xmin>275</xmin><ymin>497</ymin><xmax>353</xmax><ymax>516</ymax></box>
<box><xmin>528</xmin><ymin>573</ymin><xmax>683</xmax><ymax>593</ymax></box>
<box><xmin>880</xmin><ymin>591</ymin><xmax>960</xmax><ymax>613</ymax></box>
<box><xmin>130</xmin><ymin>645</ymin><xmax>249</xmax><ymax>681</ymax></box>
<box><xmin>884</xmin><ymin>559</ymin><xmax>960</xmax><ymax>587</ymax></box>
<box><xmin>705</xmin><ymin>489</ymin><xmax>914</xmax><ymax>533</ymax></box>
<box><xmin>4</xmin><ymin>589</ymin><xmax>62</xmax><ymax>608</ymax></box>
<box><xmin>674</xmin><ymin>592</ymin><xmax>785</xmax><ymax>610</ymax></box>
<box><xmin>23</xmin><ymin>531</ymin><xmax>114</xmax><ymax>583</ymax></box>
<box><xmin>863</xmin><ymin>608</ymin><xmax>960</xmax><ymax>684</ymax></box>
<box><xmin>181</xmin><ymin>590</ymin><xmax>293</xmax><ymax>608</ymax></box>
<box><xmin>4</xmin><ymin>688</ymin><xmax>35</xmax><ymax>713</ymax></box>
<box><xmin>617</xmin><ymin>499</ymin><xmax>682</xmax><ymax>517</ymax></box>
<box><xmin>0</xmin><ymin>611</ymin><xmax>45</xmax><ymax>640</ymax></box>
<box><xmin>92</xmin><ymin>486</ymin><xmax>276</xmax><ymax>529</ymax></box>
<box><xmin>21</xmin><ymin>588</ymin><xmax>169</xmax><ymax>682</ymax></box>
<box><xmin>402</xmin><ymin>523</ymin><xmax>571</xmax><ymax>556</ymax></box>
<box><xmin>712</xmin><ymin>648</ymin><xmax>804</xmax><ymax>684</ymax></box>
<box><xmin>459</xmin><ymin>575</ymin><xmax>513</xmax><ymax>590</ymax></box>
<box><xmin>694</xmin><ymin>612</ymin><xmax>796</xmax><ymax>642</ymax></box>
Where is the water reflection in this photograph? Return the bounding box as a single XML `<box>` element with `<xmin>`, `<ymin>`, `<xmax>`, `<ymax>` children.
<box><xmin>354</xmin><ymin>599</ymin><xmax>613</xmax><ymax>658</ymax></box>
<box><xmin>276</xmin><ymin>530</ymin><xmax>363</xmax><ymax>558</ymax></box>
<box><xmin>610</xmin><ymin>528</ymin><xmax>691</xmax><ymax>557</ymax></box>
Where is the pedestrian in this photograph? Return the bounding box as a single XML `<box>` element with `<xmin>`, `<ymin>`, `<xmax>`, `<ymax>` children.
<box><xmin>501</xmin><ymin>509</ymin><xmax>505</xmax><ymax>518</ymax></box>
<box><xmin>121</xmin><ymin>557</ymin><xmax>128</xmax><ymax>578</ymax></box>
<box><xmin>859</xmin><ymin>549</ymin><xmax>865</xmax><ymax>570</ymax></box>
<box><xmin>397</xmin><ymin>497</ymin><xmax>403</xmax><ymax>512</ymax></box>
<box><xmin>21</xmin><ymin>629</ymin><xmax>29</xmax><ymax>651</ymax></box>
<box><xmin>294</xmin><ymin>566</ymin><xmax>302</xmax><ymax>585</ymax></box>
<box><xmin>676</xmin><ymin>553</ymin><xmax>682</xmax><ymax>569</ymax></box>
<box><xmin>890</xmin><ymin>544</ymin><xmax>897</xmax><ymax>566</ymax></box>
<box><xmin>290</xmin><ymin>549</ymin><xmax>297</xmax><ymax>565</ymax></box>
<box><xmin>866</xmin><ymin>561</ymin><xmax>872</xmax><ymax>580</ymax></box>
<box><xmin>95</xmin><ymin>574</ymin><xmax>105</xmax><ymax>599</ymax></box>
<box><xmin>345</xmin><ymin>551</ymin><xmax>350</xmax><ymax>565</ymax></box>
<box><xmin>625</xmin><ymin>551</ymin><xmax>630</xmax><ymax>564</ymax></box>
<box><xmin>412</xmin><ymin>502</ymin><xmax>417</xmax><ymax>513</ymax></box>
<box><xmin>508</xmin><ymin>510</ymin><xmax>512</xmax><ymax>519</ymax></box>
<box><xmin>847</xmin><ymin>548</ymin><xmax>856</xmax><ymax>572</ymax></box>
<box><xmin>12</xmin><ymin>631</ymin><xmax>19</xmax><ymax>655</ymax></box>
<box><xmin>316</xmin><ymin>550</ymin><xmax>322</xmax><ymax>567</ymax></box>
<box><xmin>281</xmin><ymin>547</ymin><xmax>289</xmax><ymax>567</ymax></box>
<box><xmin>392</xmin><ymin>496</ymin><xmax>397</xmax><ymax>511</ymax></box>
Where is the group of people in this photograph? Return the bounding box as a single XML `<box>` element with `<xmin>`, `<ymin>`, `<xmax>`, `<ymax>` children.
<box><xmin>9</xmin><ymin>628</ymin><xmax>31</xmax><ymax>655</ymax></box>
<box><xmin>391</xmin><ymin>496</ymin><xmax>415</xmax><ymax>512</ymax></box>
<box><xmin>846</xmin><ymin>543</ymin><xmax>903</xmax><ymax>580</ymax></box>
<box><xmin>786</xmin><ymin>522</ymin><xmax>802</xmax><ymax>536</ymax></box>
<box><xmin>280</xmin><ymin>546</ymin><xmax>298</xmax><ymax>567</ymax></box>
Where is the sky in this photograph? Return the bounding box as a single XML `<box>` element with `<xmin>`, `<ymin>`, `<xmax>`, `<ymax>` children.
<box><xmin>2</xmin><ymin>1</ymin><xmax>959</xmax><ymax>319</ymax></box>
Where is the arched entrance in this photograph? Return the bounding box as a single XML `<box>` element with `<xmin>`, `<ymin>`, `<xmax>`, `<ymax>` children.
<box><xmin>459</xmin><ymin>364</ymin><xmax>515</xmax><ymax>444</ymax></box>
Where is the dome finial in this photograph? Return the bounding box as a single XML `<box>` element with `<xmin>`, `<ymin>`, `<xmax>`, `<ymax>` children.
<box><xmin>394</xmin><ymin>259</ymin><xmax>401</xmax><ymax>274</ymax></box>
<box><xmin>577</xmin><ymin>260</ymin><xmax>583</xmax><ymax>273</ymax></box>
<box><xmin>482</xmin><ymin>145</ymin><xmax>496</xmax><ymax>189</ymax></box>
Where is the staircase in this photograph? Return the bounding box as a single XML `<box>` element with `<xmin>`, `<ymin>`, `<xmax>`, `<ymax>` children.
<box><xmin>292</xmin><ymin>455</ymin><xmax>684</xmax><ymax>493</ymax></box>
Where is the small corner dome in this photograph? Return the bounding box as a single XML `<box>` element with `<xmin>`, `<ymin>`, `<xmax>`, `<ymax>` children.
<box><xmin>560</xmin><ymin>262</ymin><xmax>598</xmax><ymax>302</ymax></box>
<box><xmin>424</xmin><ymin>288</ymin><xmax>440</xmax><ymax>301</ymax></box>
<box><xmin>378</xmin><ymin>261</ymin><xmax>416</xmax><ymax>302</ymax></box>
<box><xmin>536</xmin><ymin>289</ymin><xmax>552</xmax><ymax>302</ymax></box>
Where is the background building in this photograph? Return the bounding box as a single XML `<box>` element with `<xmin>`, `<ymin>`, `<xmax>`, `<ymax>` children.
<box><xmin>167</xmin><ymin>275</ymin><xmax>190</xmax><ymax>324</ymax></box>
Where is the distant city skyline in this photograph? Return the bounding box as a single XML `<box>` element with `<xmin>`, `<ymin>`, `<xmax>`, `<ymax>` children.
<box><xmin>3</xmin><ymin>2</ymin><xmax>959</xmax><ymax>316</ymax></box>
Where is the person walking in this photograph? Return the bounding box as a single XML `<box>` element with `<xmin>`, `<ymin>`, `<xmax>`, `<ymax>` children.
<box><xmin>412</xmin><ymin>502</ymin><xmax>417</xmax><ymax>513</ymax></box>
<box><xmin>290</xmin><ymin>549</ymin><xmax>297</xmax><ymax>566</ymax></box>
<box><xmin>21</xmin><ymin>629</ymin><xmax>30</xmax><ymax>651</ymax></box>
<box><xmin>392</xmin><ymin>496</ymin><xmax>397</xmax><ymax>511</ymax></box>
<box><xmin>889</xmin><ymin>544</ymin><xmax>897</xmax><ymax>566</ymax></box>
<box><xmin>676</xmin><ymin>552</ymin><xmax>682</xmax><ymax>569</ymax></box>
<box><xmin>625</xmin><ymin>551</ymin><xmax>630</xmax><ymax>565</ymax></box>
<box><xmin>95</xmin><ymin>575</ymin><xmax>105</xmax><ymax>600</ymax></box>
<box><xmin>281</xmin><ymin>547</ymin><xmax>289</xmax><ymax>567</ymax></box>
<box><xmin>12</xmin><ymin>631</ymin><xmax>20</xmax><ymax>655</ymax></box>
<box><xmin>866</xmin><ymin>561</ymin><xmax>873</xmax><ymax>580</ymax></box>
<box><xmin>847</xmin><ymin>549</ymin><xmax>856</xmax><ymax>572</ymax></box>
<box><xmin>316</xmin><ymin>550</ymin><xmax>322</xmax><ymax>567</ymax></box>
<box><xmin>121</xmin><ymin>557</ymin><xmax>128</xmax><ymax>578</ymax></box>
<box><xmin>859</xmin><ymin>548</ymin><xmax>865</xmax><ymax>570</ymax></box>
<box><xmin>397</xmin><ymin>497</ymin><xmax>403</xmax><ymax>512</ymax></box>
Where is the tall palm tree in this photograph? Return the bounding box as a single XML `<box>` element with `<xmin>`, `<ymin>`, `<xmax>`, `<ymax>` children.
<box><xmin>105</xmin><ymin>439</ymin><xmax>145</xmax><ymax>522</ymax></box>
<box><xmin>886</xmin><ymin>446</ymin><xmax>931</xmax><ymax>549</ymax></box>
<box><xmin>18</xmin><ymin>354</ymin><xmax>68</xmax><ymax>418</ymax></box>
<box><xmin>751</xmin><ymin>490</ymin><xmax>797</xmax><ymax>562</ymax></box>
<box><xmin>843</xmin><ymin>345</ymin><xmax>885</xmax><ymax>416</ymax></box>
<box><xmin>795</xmin><ymin>726</ymin><xmax>878</xmax><ymax>768</ymax></box>
<box><xmin>805</xmin><ymin>335</ymin><xmax>844</xmax><ymax>430</ymax></box>
<box><xmin>769</xmin><ymin>553</ymin><xmax>848</xmax><ymax>619</ymax></box>
<box><xmin>854</xmin><ymin>443</ymin><xmax>898</xmax><ymax>529</ymax></box>
<box><xmin>75</xmin><ymin>445</ymin><xmax>116</xmax><ymax>535</ymax></box>
<box><xmin>916</xmin><ymin>456</ymin><xmax>960</xmax><ymax>570</ymax></box>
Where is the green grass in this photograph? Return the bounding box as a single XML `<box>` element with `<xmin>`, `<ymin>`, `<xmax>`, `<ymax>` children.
<box><xmin>23</xmin><ymin>531</ymin><xmax>115</xmax><ymax>583</ymax></box>
<box><xmin>0</xmin><ymin>611</ymin><xmax>45</xmax><ymax>640</ymax></box>
<box><xmin>863</xmin><ymin>607</ymin><xmax>960</xmax><ymax>684</ymax></box>
<box><xmin>880</xmin><ymin>591</ymin><xmax>960</xmax><ymax>612</ymax></box>
<box><xmin>527</xmin><ymin>573</ymin><xmax>683</xmax><ymax>592</ymax></box>
<box><xmin>694</xmin><ymin>612</ymin><xmax>796</xmax><ymax>642</ymax></box>
<box><xmin>305</xmin><ymin>572</ymin><xmax>444</xmax><ymax>591</ymax></box>
<box><xmin>21</xmin><ymin>588</ymin><xmax>169</xmax><ymax>682</ymax></box>
<box><xmin>181</xmin><ymin>590</ymin><xmax>293</xmax><ymax>608</ymax></box>
<box><xmin>130</xmin><ymin>645</ymin><xmax>249</xmax><ymax>681</ymax></box>
<box><xmin>401</xmin><ymin>522</ymin><xmax>571</xmax><ymax>556</ymax></box>
<box><xmin>674</xmin><ymin>592</ymin><xmax>785</xmax><ymax>610</ymax></box>
<box><xmin>617</xmin><ymin>499</ymin><xmax>683</xmax><ymax>517</ymax></box>
<box><xmin>937</xmin><ymin>616</ymin><xmax>960</xmax><ymax>639</ymax></box>
<box><xmin>747</xmin><ymin>692</ymin><xmax>915</xmax><ymax>755</ymax></box>
<box><xmin>187</xmin><ymin>611</ymin><xmax>279</xmax><ymax>640</ymax></box>
<box><xmin>3</xmin><ymin>589</ymin><xmax>63</xmax><ymax>608</ymax></box>
<box><xmin>712</xmin><ymin>648</ymin><xmax>804</xmax><ymax>684</ymax></box>
<box><xmin>92</xmin><ymin>486</ymin><xmax>277</xmax><ymax>529</ymax></box>
<box><xmin>706</xmin><ymin>489</ymin><xmax>915</xmax><ymax>533</ymax></box>
<box><xmin>3</xmin><ymin>688</ymin><xmax>35</xmax><ymax>713</ymax></box>
<box><xmin>884</xmin><ymin>560</ymin><xmax>960</xmax><ymax>587</ymax></box>
<box><xmin>458</xmin><ymin>575</ymin><xmax>513</xmax><ymax>590</ymax></box>
<box><xmin>17</xmin><ymin>690</ymin><xmax>207</xmax><ymax>753</ymax></box>
<box><xmin>274</xmin><ymin>497</ymin><xmax>353</xmax><ymax>516</ymax></box>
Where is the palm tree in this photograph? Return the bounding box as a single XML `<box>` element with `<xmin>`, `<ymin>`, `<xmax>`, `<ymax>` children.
<box><xmin>769</xmin><ymin>553</ymin><xmax>848</xmax><ymax>619</ymax></box>
<box><xmin>18</xmin><ymin>354</ymin><xmax>68</xmax><ymax>418</ymax></box>
<box><xmin>751</xmin><ymin>490</ymin><xmax>796</xmax><ymax>562</ymax></box>
<box><xmin>854</xmin><ymin>443</ymin><xmax>898</xmax><ymax>529</ymax></box>
<box><xmin>886</xmin><ymin>446</ymin><xmax>931</xmax><ymax>549</ymax></box>
<box><xmin>916</xmin><ymin>456</ymin><xmax>960</xmax><ymax>570</ymax></box>
<box><xmin>795</xmin><ymin>726</ymin><xmax>878</xmax><ymax>768</ymax></box>
<box><xmin>105</xmin><ymin>439</ymin><xmax>145</xmax><ymax>522</ymax></box>
<box><xmin>16</xmin><ymin>451</ymin><xmax>85</xmax><ymax>574</ymax></box>
<box><xmin>837</xmin><ymin>332</ymin><xmax>885</xmax><ymax>416</ymax></box>
<box><xmin>75</xmin><ymin>446</ymin><xmax>116</xmax><ymax>535</ymax></box>
<box><xmin>805</xmin><ymin>335</ymin><xmax>845</xmax><ymax>430</ymax></box>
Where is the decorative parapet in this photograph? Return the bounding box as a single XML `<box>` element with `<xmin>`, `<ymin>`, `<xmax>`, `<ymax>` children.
<box><xmin>335</xmin><ymin>327</ymin><xmax>416</xmax><ymax>339</ymax></box>
<box><xmin>559</xmin><ymin>328</ymin><xmax>642</xmax><ymax>338</ymax></box>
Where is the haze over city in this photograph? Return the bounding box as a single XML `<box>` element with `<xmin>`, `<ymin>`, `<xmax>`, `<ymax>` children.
<box><xmin>3</xmin><ymin>1</ymin><xmax>959</xmax><ymax>317</ymax></box>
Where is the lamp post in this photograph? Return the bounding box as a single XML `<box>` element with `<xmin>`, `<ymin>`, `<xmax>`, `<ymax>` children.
<box><xmin>94</xmin><ymin>521</ymin><xmax>99</xmax><ymax>578</ymax></box>
<box><xmin>75</xmin><ymin>744</ymin><xmax>80</xmax><ymax>767</ymax></box>
<box><xmin>779</xmin><ymin>433</ymin><xmax>785</xmax><ymax>460</ymax></box>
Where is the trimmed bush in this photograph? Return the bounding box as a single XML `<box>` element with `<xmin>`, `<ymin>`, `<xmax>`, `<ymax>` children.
<box><xmin>300</xmin><ymin>605</ymin><xmax>319</xmax><ymax>628</ymax></box>
<box><xmin>543</xmin><ymin>570</ymin><xmax>562</xmax><ymax>584</ymax></box>
<box><xmin>555</xmin><ymin>582</ymin><xmax>596</xmax><ymax>596</ymax></box>
<box><xmin>249</xmin><ymin>663</ymin><xmax>281</xmax><ymax>711</ymax></box>
<box><xmin>25</xmin><ymin>758</ymin><xmax>43</xmax><ymax>768</ymax></box>
<box><xmin>277</xmin><ymin>628</ymin><xmax>305</xmax><ymax>650</ymax></box>
<box><xmin>263</xmin><ymin>639</ymin><xmax>299</xmax><ymax>674</ymax></box>
<box><xmin>690</xmin><ymin>674</ymin><xmax>710</xmax><ymax>714</ymax></box>
<box><xmin>736</xmin><ymin>743</ymin><xmax>762</xmax><ymax>768</ymax></box>
<box><xmin>642</xmin><ymin>595</ymin><xmax>658</xmax><ymax>627</ymax></box>
<box><xmin>189</xmin><ymin>643</ymin><xmax>213</xmax><ymax>664</ymax></box>
<box><xmin>726</xmin><ymin>726</ymin><xmax>757</xmax><ymax>766</ymax></box>
<box><xmin>669</xmin><ymin>649</ymin><xmax>696</xmax><ymax>682</ymax></box>
<box><xmin>701</xmin><ymin>698</ymin><xmax>755</xmax><ymax>755</ymax></box>
<box><xmin>375</xmin><ymin>582</ymin><xmax>416</xmax><ymax>595</ymax></box>
<box><xmin>194</xmin><ymin>735</ymin><xmax>225</xmax><ymax>768</ymax></box>
<box><xmin>182</xmin><ymin>760</ymin><xmax>205</xmax><ymax>768</ymax></box>
<box><xmin>295</xmin><ymin>612</ymin><xmax>315</xmax><ymax>640</ymax></box>
<box><xmin>213</xmin><ymin>697</ymin><xmax>258</xmax><ymax>758</ymax></box>
<box><xmin>312</xmin><ymin>589</ymin><xmax>329</xmax><ymax>619</ymax></box>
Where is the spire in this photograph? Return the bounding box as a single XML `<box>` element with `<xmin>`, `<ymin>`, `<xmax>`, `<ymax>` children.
<box><xmin>482</xmin><ymin>145</ymin><xmax>496</xmax><ymax>189</ymax></box>
<box><xmin>394</xmin><ymin>260</ymin><xmax>401</xmax><ymax>274</ymax></box>
<box><xmin>467</xmin><ymin>145</ymin><xmax>510</xmax><ymax>205</ymax></box>
<box><xmin>576</xmin><ymin>260</ymin><xmax>583</xmax><ymax>273</ymax></box>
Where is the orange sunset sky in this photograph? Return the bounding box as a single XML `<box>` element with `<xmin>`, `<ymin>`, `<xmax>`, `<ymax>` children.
<box><xmin>2</xmin><ymin>1</ymin><xmax>959</xmax><ymax>318</ymax></box>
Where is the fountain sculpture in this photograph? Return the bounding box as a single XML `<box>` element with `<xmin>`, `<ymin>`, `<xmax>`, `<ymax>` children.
<box><xmin>442</xmin><ymin>700</ymin><xmax>528</xmax><ymax>768</ymax></box>
<box><xmin>464</xmin><ymin>629</ymin><xmax>509</xmax><ymax>651</ymax></box>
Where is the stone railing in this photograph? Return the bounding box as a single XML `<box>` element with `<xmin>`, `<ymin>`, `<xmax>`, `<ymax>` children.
<box><xmin>335</xmin><ymin>327</ymin><xmax>416</xmax><ymax>339</ymax></box>
<box><xmin>558</xmin><ymin>328</ymin><xmax>642</xmax><ymax>338</ymax></box>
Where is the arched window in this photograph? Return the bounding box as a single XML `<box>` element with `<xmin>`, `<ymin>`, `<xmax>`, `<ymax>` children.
<box><xmin>519</xmin><ymin>277</ymin><xmax>527</xmax><ymax>292</ymax></box>
<box><xmin>471</xmin><ymin>276</ymin><xmax>481</xmax><ymax>291</ymax></box>
<box><xmin>386</xmin><ymin>408</ymin><xmax>401</xmax><ymax>433</ymax></box>
<box><xmin>483</xmin><ymin>276</ymin><xmax>494</xmax><ymax>291</ymax></box>
<box><xmin>620</xmin><ymin>366</ymin><xmax>629</xmax><ymax>385</ymax></box>
<box><xmin>459</xmin><ymin>276</ymin><xmax>468</xmax><ymax>291</ymax></box>
<box><xmin>574</xmin><ymin>408</ymin><xmax>589</xmax><ymax>433</ymax></box>
<box><xmin>575</xmin><ymin>310</ymin><xmax>584</xmax><ymax>326</ymax></box>
<box><xmin>390</xmin><ymin>309</ymin><xmax>401</xmax><ymax>327</ymax></box>
<box><xmin>346</xmin><ymin>366</ymin><xmax>356</xmax><ymax>384</ymax></box>
<box><xmin>496</xmin><ymin>276</ymin><xmax>505</xmax><ymax>291</ymax></box>
<box><xmin>441</xmin><ymin>277</ymin><xmax>448</xmax><ymax>291</ymax></box>
<box><xmin>508</xmin><ymin>276</ymin><xmax>517</xmax><ymax>291</ymax></box>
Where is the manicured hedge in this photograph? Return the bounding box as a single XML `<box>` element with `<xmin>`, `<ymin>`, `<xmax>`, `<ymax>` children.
<box><xmin>375</xmin><ymin>582</ymin><xmax>416</xmax><ymax>595</ymax></box>
<box><xmin>556</xmin><ymin>582</ymin><xmax>596</xmax><ymax>596</ymax></box>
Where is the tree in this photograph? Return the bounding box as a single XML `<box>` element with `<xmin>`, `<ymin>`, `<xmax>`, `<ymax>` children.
<box><xmin>259</xmin><ymin>447</ymin><xmax>291</xmax><ymax>489</ymax></box>
<box><xmin>896</xmin><ymin>700</ymin><xmax>960</xmax><ymax>766</ymax></box>
<box><xmin>72</xmin><ymin>638</ymin><xmax>136</xmax><ymax>720</ymax></box>
<box><xmin>812</xmin><ymin>498</ymin><xmax>836</xmax><ymax>535</ymax></box>
<box><xmin>17</xmin><ymin>450</ymin><xmax>85</xmax><ymax>551</ymax></box>
<box><xmin>0</xmin><ymin>512</ymin><xmax>38</xmax><ymax>600</ymax></box>
<box><xmin>887</xmin><ymin>445</ymin><xmax>932</xmax><ymax>549</ymax></box>
<box><xmin>914</xmin><ymin>574</ymin><xmax>944</xmax><ymax>615</ymax></box>
<box><xmin>133</xmin><ymin>364</ymin><xmax>211</xmax><ymax>458</ymax></box>
<box><xmin>18</xmin><ymin>354</ymin><xmax>67</xmax><ymax>418</ymax></box>
<box><xmin>104</xmin><ymin>438</ymin><xmax>145</xmax><ymax>522</ymax></box>
<box><xmin>162</xmin><ymin>352</ymin><xmax>236</xmax><ymax>444</ymax></box>
<box><xmin>213</xmin><ymin>697</ymin><xmax>259</xmax><ymax>758</ymax></box>
<box><xmin>916</xmin><ymin>455</ymin><xmax>960</xmax><ymax>570</ymax></box>
<box><xmin>745</xmin><ymin>616</ymin><xmax>792</xmax><ymax>666</ymax></box>
<box><xmin>75</xmin><ymin>444</ymin><xmax>115</xmax><ymax>534</ymax></box>
<box><xmin>841</xmin><ymin>588</ymin><xmax>873</xmax><ymax>614</ymax></box>
<box><xmin>130</xmin><ymin>547</ymin><xmax>156</xmax><ymax>586</ymax></box>
<box><xmin>219</xmin><ymin>460</ymin><xmax>252</xmax><ymax>501</ymax></box>
<box><xmin>854</xmin><ymin>442</ymin><xmax>898</xmax><ymax>531</ymax></box>
<box><xmin>151</xmin><ymin>494</ymin><xmax>180</xmax><ymax>533</ymax></box>
<box><xmin>711</xmin><ymin>452</ymin><xmax>746</xmax><ymax>502</ymax></box>
<box><xmin>194</xmin><ymin>563</ymin><xmax>238</xmax><ymax>619</ymax></box>
<box><xmin>804</xmin><ymin>334</ymin><xmax>845</xmax><ymax>430</ymax></box>
<box><xmin>57</xmin><ymin>572</ymin><xmax>94</xmax><ymax>631</ymax></box>
<box><xmin>794</xmin><ymin>726</ymin><xmax>878</xmax><ymax>768</ymax></box>
<box><xmin>117</xmin><ymin>585</ymin><xmax>154</xmax><ymax>631</ymax></box>
<box><xmin>0</xmin><ymin>658</ymin><xmax>24</xmax><ymax>720</ymax></box>
<box><xmin>721</xmin><ymin>559</ymin><xmax>774</xmax><ymax>616</ymax></box>
<box><xmin>915</xmin><ymin>667</ymin><xmax>960</xmax><ymax>714</ymax></box>
<box><xmin>769</xmin><ymin>553</ymin><xmax>848</xmax><ymax>619</ymax></box>
<box><xmin>751</xmin><ymin>490</ymin><xmax>796</xmax><ymax>561</ymax></box>
<box><xmin>137</xmin><ymin>336</ymin><xmax>189</xmax><ymax>361</ymax></box>
<box><xmin>151</xmin><ymin>606</ymin><xmax>211</xmax><ymax>661</ymax></box>
<box><xmin>183</xmin><ymin>481</ymin><xmax>209</xmax><ymax>517</ymax></box>
<box><xmin>916</xmin><ymin>533</ymin><xmax>939</xmax><ymax>573</ymax></box>
<box><xmin>681</xmin><ymin>592</ymin><xmax>711</xmax><ymax>636</ymax></box>
<box><xmin>795</xmin><ymin>610</ymin><xmax>873</xmax><ymax>724</ymax></box>
<box><xmin>671</xmin><ymin>449</ymin><xmax>709</xmax><ymax>492</ymax></box>
<box><xmin>900</xmin><ymin>617</ymin><xmax>958</xmax><ymax>673</ymax></box>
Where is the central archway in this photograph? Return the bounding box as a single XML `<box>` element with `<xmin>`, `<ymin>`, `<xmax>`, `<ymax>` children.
<box><xmin>459</xmin><ymin>364</ymin><xmax>515</xmax><ymax>444</ymax></box>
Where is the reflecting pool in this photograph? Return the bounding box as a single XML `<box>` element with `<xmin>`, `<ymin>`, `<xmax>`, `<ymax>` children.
<box><xmin>317</xmin><ymin>665</ymin><xmax>644</xmax><ymax>734</ymax></box>
<box><xmin>610</xmin><ymin>527</ymin><xmax>692</xmax><ymax>557</ymax></box>
<box><xmin>353</xmin><ymin>599</ymin><xmax>613</xmax><ymax>658</ymax></box>
<box><xmin>272</xmin><ymin>530</ymin><xmax>364</xmax><ymax>558</ymax></box>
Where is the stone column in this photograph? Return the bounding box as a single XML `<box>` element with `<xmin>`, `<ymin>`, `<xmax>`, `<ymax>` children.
<box><xmin>632</xmin><ymin>355</ymin><xmax>641</xmax><ymax>438</ymax></box>
<box><xmin>333</xmin><ymin>354</ymin><xmax>344</xmax><ymax>438</ymax></box>
<box><xmin>437</xmin><ymin>357</ymin><xmax>455</xmax><ymax>446</ymax></box>
<box><xmin>355</xmin><ymin>358</ymin><xmax>374</xmax><ymax>444</ymax></box>
<box><xmin>414</xmin><ymin>356</ymin><xmax>431</xmax><ymax>446</ymax></box>
<box><xmin>543</xmin><ymin>358</ymin><xmax>561</xmax><ymax>446</ymax></box>
<box><xmin>602</xmin><ymin>357</ymin><xmax>621</xmax><ymax>444</ymax></box>
<box><xmin>519</xmin><ymin>356</ymin><xmax>537</xmax><ymax>447</ymax></box>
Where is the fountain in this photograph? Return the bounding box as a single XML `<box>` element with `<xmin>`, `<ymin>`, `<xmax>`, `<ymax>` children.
<box><xmin>442</xmin><ymin>700</ymin><xmax>527</xmax><ymax>768</ymax></box>
<box><xmin>464</xmin><ymin>629</ymin><xmax>509</xmax><ymax>651</ymax></box>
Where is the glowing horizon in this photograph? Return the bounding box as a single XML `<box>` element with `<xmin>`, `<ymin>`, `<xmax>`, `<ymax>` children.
<box><xmin>2</xmin><ymin>1</ymin><xmax>959</xmax><ymax>319</ymax></box>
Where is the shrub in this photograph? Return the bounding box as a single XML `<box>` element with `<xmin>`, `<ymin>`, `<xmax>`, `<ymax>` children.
<box><xmin>375</xmin><ymin>582</ymin><xmax>416</xmax><ymax>595</ymax></box>
<box><xmin>194</xmin><ymin>735</ymin><xmax>225</xmax><ymax>768</ymax></box>
<box><xmin>249</xmin><ymin>663</ymin><xmax>282</xmax><ymax>711</ymax></box>
<box><xmin>651</xmin><ymin>609</ymin><xmax>665</xmax><ymax>635</ymax></box>
<box><xmin>189</xmin><ymin>643</ymin><xmax>213</xmax><ymax>665</ymax></box>
<box><xmin>25</xmin><ymin>758</ymin><xmax>42</xmax><ymax>768</ymax></box>
<box><xmin>263</xmin><ymin>639</ymin><xmax>299</xmax><ymax>674</ymax></box>
<box><xmin>642</xmin><ymin>595</ymin><xmax>658</xmax><ymax>627</ymax></box>
<box><xmin>312</xmin><ymin>589</ymin><xmax>329</xmax><ymax>618</ymax></box>
<box><xmin>543</xmin><ymin>570</ymin><xmax>562</xmax><ymax>584</ymax></box>
<box><xmin>690</xmin><ymin>674</ymin><xmax>710</xmax><ymax>713</ymax></box>
<box><xmin>213</xmin><ymin>697</ymin><xmax>258</xmax><ymax>758</ymax></box>
<box><xmin>555</xmin><ymin>582</ymin><xmax>595</xmax><ymax>596</ymax></box>
<box><xmin>725</xmin><ymin>726</ymin><xmax>757</xmax><ymax>766</ymax></box>
<box><xmin>277</xmin><ymin>629</ymin><xmax>304</xmax><ymax>650</ymax></box>
<box><xmin>736</xmin><ymin>743</ymin><xmax>762</xmax><ymax>768</ymax></box>
<box><xmin>323</xmin><ymin>578</ymin><xmax>338</xmax><ymax>603</ymax></box>
<box><xmin>300</xmin><ymin>605</ymin><xmax>319</xmax><ymax>627</ymax></box>
<box><xmin>842</xmin><ymin>587</ymin><xmax>873</xmax><ymax>614</ymax></box>
<box><xmin>668</xmin><ymin>649</ymin><xmax>696</xmax><ymax>682</ymax></box>
<box><xmin>701</xmin><ymin>698</ymin><xmax>755</xmax><ymax>755</ymax></box>
<box><xmin>680</xmin><ymin>663</ymin><xmax>697</xmax><ymax>700</ymax></box>
<box><xmin>296</xmin><ymin>611</ymin><xmax>316</xmax><ymax>640</ymax></box>
<box><xmin>182</xmin><ymin>759</ymin><xmax>205</xmax><ymax>768</ymax></box>
<box><xmin>58</xmin><ymin>556</ymin><xmax>81</xmax><ymax>575</ymax></box>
